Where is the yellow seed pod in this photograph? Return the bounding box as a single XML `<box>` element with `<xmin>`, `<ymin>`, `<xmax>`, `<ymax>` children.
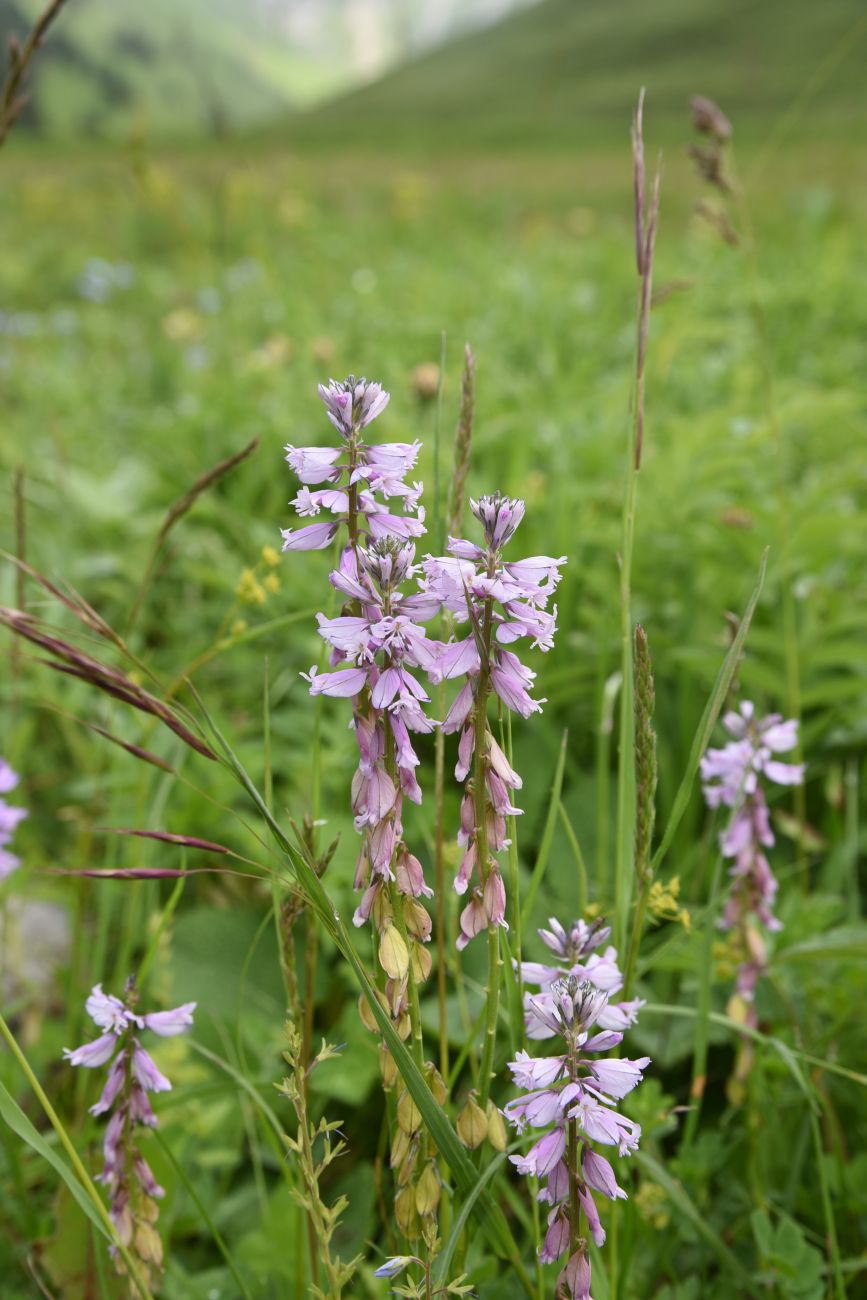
<box><xmin>486</xmin><ymin>1102</ymin><xmax>507</xmax><ymax>1152</ymax></box>
<box><xmin>379</xmin><ymin>1043</ymin><xmax>398</xmax><ymax>1089</ymax></box>
<box><xmin>456</xmin><ymin>1095</ymin><xmax>488</xmax><ymax>1150</ymax></box>
<box><xmin>261</xmin><ymin>545</ymin><xmax>280</xmax><ymax>567</ymax></box>
<box><xmin>379</xmin><ymin>925</ymin><xmax>409</xmax><ymax>982</ymax></box>
<box><xmin>141</xmin><ymin>1195</ymin><xmax>160</xmax><ymax>1224</ymax></box>
<box><xmin>396</xmin><ymin>1010</ymin><xmax>412</xmax><ymax>1041</ymax></box>
<box><xmin>397</xmin><ymin>1089</ymin><xmax>422</xmax><ymax>1135</ymax></box>
<box><xmin>395</xmin><ymin>1185</ymin><xmax>419</xmax><ymax>1237</ymax></box>
<box><xmin>390</xmin><ymin>1127</ymin><xmax>412</xmax><ymax>1170</ymax></box>
<box><xmin>410</xmin><ymin>941</ymin><xmax>433</xmax><ymax>984</ymax></box>
<box><xmin>134</xmin><ymin>1220</ymin><xmax>163</xmax><ymax>1266</ymax></box>
<box><xmin>358</xmin><ymin>991</ymin><xmax>388</xmax><ymax>1035</ymax></box>
<box><xmin>397</xmin><ymin>1146</ymin><xmax>419</xmax><ymax>1188</ymax></box>
<box><xmin>403</xmin><ymin>897</ymin><xmax>432</xmax><ymax>941</ymax></box>
<box><xmin>415</xmin><ymin>1162</ymin><xmax>441</xmax><ymax>1216</ymax></box>
<box><xmin>372</xmin><ymin>888</ymin><xmax>394</xmax><ymax>931</ymax></box>
<box><xmin>424</xmin><ymin>1064</ymin><xmax>448</xmax><ymax>1106</ymax></box>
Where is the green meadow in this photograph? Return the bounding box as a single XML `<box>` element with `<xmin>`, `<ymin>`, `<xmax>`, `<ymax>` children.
<box><xmin>1</xmin><ymin>2</ymin><xmax>866</xmax><ymax>1295</ymax></box>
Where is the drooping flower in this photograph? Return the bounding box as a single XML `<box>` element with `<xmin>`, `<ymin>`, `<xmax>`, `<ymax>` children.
<box><xmin>0</xmin><ymin>757</ymin><xmax>27</xmax><ymax>881</ymax></box>
<box><xmin>64</xmin><ymin>982</ymin><xmax>195</xmax><ymax>1288</ymax></box>
<box><xmin>504</xmin><ymin>968</ymin><xmax>649</xmax><ymax>1299</ymax></box>
<box><xmin>424</xmin><ymin>493</ymin><xmax>565</xmax><ymax>947</ymax></box>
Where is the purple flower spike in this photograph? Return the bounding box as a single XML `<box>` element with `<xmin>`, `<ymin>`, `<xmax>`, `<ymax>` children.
<box><xmin>505</xmin><ymin>923</ymin><xmax>649</xmax><ymax>1291</ymax></box>
<box><xmin>64</xmin><ymin>981</ymin><xmax>194</xmax><ymax>1283</ymax></box>
<box><xmin>701</xmin><ymin>700</ymin><xmax>805</xmax><ymax>1012</ymax></box>
<box><xmin>423</xmin><ymin>493</ymin><xmax>564</xmax><ymax>947</ymax></box>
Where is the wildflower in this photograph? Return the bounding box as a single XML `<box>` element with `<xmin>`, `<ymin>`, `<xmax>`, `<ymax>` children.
<box><xmin>519</xmin><ymin>916</ymin><xmax>645</xmax><ymax>1033</ymax></box>
<box><xmin>701</xmin><ymin>701</ymin><xmax>804</xmax><ymax>1043</ymax></box>
<box><xmin>424</xmin><ymin>493</ymin><xmax>565</xmax><ymax>947</ymax></box>
<box><xmin>281</xmin><ymin>376</ymin><xmax>425</xmax><ymax>553</ymax></box>
<box><xmin>0</xmin><ymin>757</ymin><xmax>27</xmax><ymax>881</ymax></box>
<box><xmin>64</xmin><ymin>981</ymin><xmax>195</xmax><ymax>1289</ymax></box>
<box><xmin>701</xmin><ymin>700</ymin><xmax>804</xmax><ymax>935</ymax></box>
<box><xmin>504</xmin><ymin>969</ymin><xmax>649</xmax><ymax>1299</ymax></box>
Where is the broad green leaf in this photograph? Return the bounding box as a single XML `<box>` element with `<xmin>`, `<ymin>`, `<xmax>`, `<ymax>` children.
<box><xmin>0</xmin><ymin>1080</ymin><xmax>109</xmax><ymax>1240</ymax></box>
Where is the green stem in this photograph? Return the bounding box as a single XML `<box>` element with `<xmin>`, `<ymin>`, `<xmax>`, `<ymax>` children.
<box><xmin>0</xmin><ymin>1014</ymin><xmax>155</xmax><ymax>1300</ymax></box>
<box><xmin>475</xmin><ymin>597</ymin><xmax>499</xmax><ymax>1110</ymax></box>
<box><xmin>434</xmin><ymin>682</ymin><xmax>449</xmax><ymax>1080</ymax></box>
<box><xmin>681</xmin><ymin>853</ymin><xmax>724</xmax><ymax>1149</ymax></box>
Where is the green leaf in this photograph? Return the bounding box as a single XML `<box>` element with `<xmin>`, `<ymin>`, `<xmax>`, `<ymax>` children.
<box><xmin>636</xmin><ymin>1151</ymin><xmax>761</xmax><ymax>1296</ymax></box>
<box><xmin>0</xmin><ymin>1080</ymin><xmax>110</xmax><ymax>1240</ymax></box>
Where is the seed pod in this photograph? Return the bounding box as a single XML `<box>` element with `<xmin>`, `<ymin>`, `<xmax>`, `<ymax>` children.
<box><xmin>410</xmin><ymin>941</ymin><xmax>433</xmax><ymax>984</ymax></box>
<box><xmin>486</xmin><ymin>1102</ymin><xmax>507</xmax><ymax>1152</ymax></box>
<box><xmin>379</xmin><ymin>1043</ymin><xmax>398</xmax><ymax>1089</ymax></box>
<box><xmin>358</xmin><ymin>990</ymin><xmax>385</xmax><ymax>1035</ymax></box>
<box><xmin>403</xmin><ymin>897</ymin><xmax>432</xmax><ymax>942</ymax></box>
<box><xmin>379</xmin><ymin>924</ymin><xmax>409</xmax><ymax>981</ymax></box>
<box><xmin>396</xmin><ymin>1010</ymin><xmax>412</xmax><ymax>1041</ymax></box>
<box><xmin>397</xmin><ymin>1145</ymin><xmax>419</xmax><ymax>1188</ymax></box>
<box><xmin>372</xmin><ymin>885</ymin><xmax>393</xmax><ymax>931</ymax></box>
<box><xmin>424</xmin><ymin>1063</ymin><xmax>448</xmax><ymax>1106</ymax></box>
<box><xmin>397</xmin><ymin>1089</ymin><xmax>422</xmax><ymax>1135</ymax></box>
<box><xmin>415</xmin><ymin>1162</ymin><xmax>441</xmax><ymax>1216</ymax></box>
<box><xmin>390</xmin><ymin>1127</ymin><xmax>412</xmax><ymax>1170</ymax></box>
<box><xmin>456</xmin><ymin>1094</ymin><xmax>488</xmax><ymax>1149</ymax></box>
<box><xmin>134</xmin><ymin>1220</ymin><xmax>163</xmax><ymax>1266</ymax></box>
<box><xmin>395</xmin><ymin>1185</ymin><xmax>419</xmax><ymax>1237</ymax></box>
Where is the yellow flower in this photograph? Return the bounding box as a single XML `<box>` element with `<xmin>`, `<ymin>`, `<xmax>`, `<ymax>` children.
<box><xmin>648</xmin><ymin>876</ymin><xmax>690</xmax><ymax>930</ymax></box>
<box><xmin>261</xmin><ymin>545</ymin><xmax>280</xmax><ymax>567</ymax></box>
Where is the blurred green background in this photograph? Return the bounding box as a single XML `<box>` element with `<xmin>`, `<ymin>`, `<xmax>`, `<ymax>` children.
<box><xmin>1</xmin><ymin>1</ymin><xmax>866</xmax><ymax>1296</ymax></box>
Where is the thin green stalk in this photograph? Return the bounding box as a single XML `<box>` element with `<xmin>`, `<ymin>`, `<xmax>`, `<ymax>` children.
<box><xmin>503</xmin><ymin>711</ymin><xmax>523</xmax><ymax>1022</ymax></box>
<box><xmin>681</xmin><ymin>853</ymin><xmax>724</xmax><ymax>1149</ymax></box>
<box><xmin>475</xmin><ymin>602</ymin><xmax>499</xmax><ymax>1110</ymax></box>
<box><xmin>558</xmin><ymin>802</ymin><xmax>589</xmax><ymax>917</ymax></box>
<box><xmin>0</xmin><ymin>1014</ymin><xmax>154</xmax><ymax>1300</ymax></box>
<box><xmin>434</xmin><ymin>681</ymin><xmax>449</xmax><ymax>1080</ymax></box>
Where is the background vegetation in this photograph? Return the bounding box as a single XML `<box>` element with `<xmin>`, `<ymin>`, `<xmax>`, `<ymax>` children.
<box><xmin>1</xmin><ymin>0</ymin><xmax>866</xmax><ymax>1296</ymax></box>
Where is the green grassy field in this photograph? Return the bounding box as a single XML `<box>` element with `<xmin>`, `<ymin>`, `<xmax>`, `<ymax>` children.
<box><xmin>1</xmin><ymin>14</ymin><xmax>866</xmax><ymax>1296</ymax></box>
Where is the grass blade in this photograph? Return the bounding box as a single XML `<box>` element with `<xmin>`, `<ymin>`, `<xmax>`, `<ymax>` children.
<box><xmin>651</xmin><ymin>547</ymin><xmax>769</xmax><ymax>873</ymax></box>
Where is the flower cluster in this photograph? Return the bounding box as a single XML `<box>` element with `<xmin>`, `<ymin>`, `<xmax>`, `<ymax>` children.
<box><xmin>520</xmin><ymin>917</ymin><xmax>644</xmax><ymax>1034</ymax></box>
<box><xmin>64</xmin><ymin>983</ymin><xmax>195</xmax><ymax>1288</ymax></box>
<box><xmin>424</xmin><ymin>494</ymin><xmax>565</xmax><ymax>947</ymax></box>
<box><xmin>281</xmin><ymin>377</ymin><xmax>424</xmax><ymax>553</ymax></box>
<box><xmin>306</xmin><ymin>539</ymin><xmax>442</xmax><ymax>983</ymax></box>
<box><xmin>505</xmin><ymin>960</ymin><xmax>649</xmax><ymax>1299</ymax></box>
<box><xmin>0</xmin><ymin>757</ymin><xmax>27</xmax><ymax>881</ymax></box>
<box><xmin>701</xmin><ymin>702</ymin><xmax>804</xmax><ymax>1000</ymax></box>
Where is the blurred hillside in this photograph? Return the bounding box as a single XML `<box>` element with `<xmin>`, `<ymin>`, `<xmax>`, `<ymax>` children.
<box><xmin>0</xmin><ymin>0</ymin><xmax>329</xmax><ymax>138</ymax></box>
<box><xmin>294</xmin><ymin>0</ymin><xmax>867</xmax><ymax>148</ymax></box>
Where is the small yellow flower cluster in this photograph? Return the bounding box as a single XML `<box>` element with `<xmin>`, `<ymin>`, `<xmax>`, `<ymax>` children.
<box><xmin>235</xmin><ymin>545</ymin><xmax>281</xmax><ymax>608</ymax></box>
<box><xmin>647</xmin><ymin>876</ymin><xmax>691</xmax><ymax>930</ymax></box>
